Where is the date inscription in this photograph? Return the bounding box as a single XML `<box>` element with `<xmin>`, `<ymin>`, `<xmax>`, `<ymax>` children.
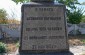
<box><xmin>32</xmin><ymin>44</ymin><xmax>56</xmax><ymax>50</ymax></box>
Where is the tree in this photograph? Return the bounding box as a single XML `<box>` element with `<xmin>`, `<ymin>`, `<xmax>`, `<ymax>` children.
<box><xmin>0</xmin><ymin>9</ymin><xmax>8</xmax><ymax>24</ymax></box>
<box><xmin>58</xmin><ymin>0</ymin><xmax>79</xmax><ymax>9</ymax></box>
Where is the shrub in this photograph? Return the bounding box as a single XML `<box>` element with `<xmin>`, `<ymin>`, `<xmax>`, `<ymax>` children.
<box><xmin>81</xmin><ymin>40</ymin><xmax>85</xmax><ymax>43</ymax></box>
<box><xmin>81</xmin><ymin>18</ymin><xmax>85</xmax><ymax>23</ymax></box>
<box><xmin>0</xmin><ymin>42</ymin><xmax>6</xmax><ymax>53</ymax></box>
<box><xmin>67</xmin><ymin>8</ymin><xmax>84</xmax><ymax>24</ymax></box>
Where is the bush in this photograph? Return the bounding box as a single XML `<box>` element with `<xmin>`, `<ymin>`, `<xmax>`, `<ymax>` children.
<box><xmin>81</xmin><ymin>40</ymin><xmax>85</xmax><ymax>43</ymax></box>
<box><xmin>81</xmin><ymin>18</ymin><xmax>85</xmax><ymax>23</ymax></box>
<box><xmin>67</xmin><ymin>8</ymin><xmax>84</xmax><ymax>24</ymax></box>
<box><xmin>0</xmin><ymin>42</ymin><xmax>6</xmax><ymax>53</ymax></box>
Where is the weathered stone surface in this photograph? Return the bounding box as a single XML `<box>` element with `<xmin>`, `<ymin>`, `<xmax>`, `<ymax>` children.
<box><xmin>20</xmin><ymin>1</ymin><xmax>69</xmax><ymax>53</ymax></box>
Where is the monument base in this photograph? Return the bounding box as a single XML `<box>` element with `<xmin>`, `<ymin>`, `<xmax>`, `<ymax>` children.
<box><xmin>19</xmin><ymin>51</ymin><xmax>74</xmax><ymax>55</ymax></box>
<box><xmin>19</xmin><ymin>49</ymin><xmax>71</xmax><ymax>55</ymax></box>
<box><xmin>19</xmin><ymin>49</ymin><xmax>69</xmax><ymax>53</ymax></box>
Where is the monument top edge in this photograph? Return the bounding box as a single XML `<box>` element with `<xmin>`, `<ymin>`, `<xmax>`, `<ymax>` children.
<box><xmin>31</xmin><ymin>0</ymin><xmax>54</xmax><ymax>2</ymax></box>
<box><xmin>22</xmin><ymin>2</ymin><xmax>64</xmax><ymax>6</ymax></box>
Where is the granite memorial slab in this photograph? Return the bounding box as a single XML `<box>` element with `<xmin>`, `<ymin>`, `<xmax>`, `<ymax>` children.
<box><xmin>19</xmin><ymin>0</ymin><xmax>69</xmax><ymax>53</ymax></box>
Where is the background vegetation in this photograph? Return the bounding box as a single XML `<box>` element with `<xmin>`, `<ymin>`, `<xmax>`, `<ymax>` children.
<box><xmin>67</xmin><ymin>8</ymin><xmax>84</xmax><ymax>24</ymax></box>
<box><xmin>0</xmin><ymin>42</ymin><xmax>6</xmax><ymax>53</ymax></box>
<box><xmin>0</xmin><ymin>9</ymin><xmax>8</xmax><ymax>24</ymax></box>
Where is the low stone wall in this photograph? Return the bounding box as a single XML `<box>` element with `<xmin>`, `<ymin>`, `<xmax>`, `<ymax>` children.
<box><xmin>0</xmin><ymin>24</ymin><xmax>20</xmax><ymax>39</ymax></box>
<box><xmin>68</xmin><ymin>23</ymin><xmax>85</xmax><ymax>35</ymax></box>
<box><xmin>0</xmin><ymin>23</ymin><xmax>85</xmax><ymax>38</ymax></box>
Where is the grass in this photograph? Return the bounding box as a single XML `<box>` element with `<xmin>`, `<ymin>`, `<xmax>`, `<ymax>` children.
<box><xmin>81</xmin><ymin>39</ymin><xmax>85</xmax><ymax>43</ymax></box>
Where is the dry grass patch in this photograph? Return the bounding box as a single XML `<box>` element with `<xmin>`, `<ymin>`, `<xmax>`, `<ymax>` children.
<box><xmin>68</xmin><ymin>35</ymin><xmax>85</xmax><ymax>46</ymax></box>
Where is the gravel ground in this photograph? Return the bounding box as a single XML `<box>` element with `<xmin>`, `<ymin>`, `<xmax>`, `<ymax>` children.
<box><xmin>70</xmin><ymin>45</ymin><xmax>85</xmax><ymax>55</ymax></box>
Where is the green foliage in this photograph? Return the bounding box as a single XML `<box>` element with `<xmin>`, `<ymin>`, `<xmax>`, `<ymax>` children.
<box><xmin>58</xmin><ymin>0</ymin><xmax>80</xmax><ymax>9</ymax></box>
<box><xmin>81</xmin><ymin>19</ymin><xmax>85</xmax><ymax>23</ymax></box>
<box><xmin>16</xmin><ymin>42</ymin><xmax>20</xmax><ymax>48</ymax></box>
<box><xmin>12</xmin><ymin>0</ymin><xmax>30</xmax><ymax>4</ymax></box>
<box><xmin>0</xmin><ymin>42</ymin><xmax>6</xmax><ymax>53</ymax></box>
<box><xmin>81</xmin><ymin>15</ymin><xmax>85</xmax><ymax>22</ymax></box>
<box><xmin>81</xmin><ymin>39</ymin><xmax>85</xmax><ymax>43</ymax></box>
<box><xmin>67</xmin><ymin>8</ymin><xmax>84</xmax><ymax>24</ymax></box>
<box><xmin>0</xmin><ymin>9</ymin><xmax>8</xmax><ymax>24</ymax></box>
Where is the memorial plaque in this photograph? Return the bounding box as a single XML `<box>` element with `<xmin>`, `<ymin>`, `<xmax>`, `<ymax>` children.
<box><xmin>20</xmin><ymin>2</ymin><xmax>69</xmax><ymax>53</ymax></box>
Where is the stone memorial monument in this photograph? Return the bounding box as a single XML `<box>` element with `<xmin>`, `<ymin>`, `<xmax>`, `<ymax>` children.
<box><xmin>19</xmin><ymin>0</ymin><xmax>69</xmax><ymax>54</ymax></box>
